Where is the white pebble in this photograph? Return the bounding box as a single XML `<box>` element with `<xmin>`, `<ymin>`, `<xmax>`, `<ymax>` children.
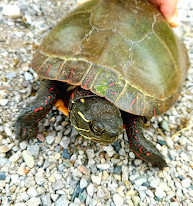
<box><xmin>24</xmin><ymin>72</ymin><xmax>33</xmax><ymax>81</ymax></box>
<box><xmin>155</xmin><ymin>187</ymin><xmax>166</xmax><ymax>198</ymax></box>
<box><xmin>1</xmin><ymin>99</ymin><xmax>9</xmax><ymax>106</ymax></box>
<box><xmin>22</xmin><ymin>150</ymin><xmax>35</xmax><ymax>168</ymax></box>
<box><xmin>181</xmin><ymin>178</ymin><xmax>191</xmax><ymax>188</ymax></box>
<box><xmin>46</xmin><ymin>135</ymin><xmax>55</xmax><ymax>144</ymax></box>
<box><xmin>80</xmin><ymin>179</ymin><xmax>88</xmax><ymax>189</ymax></box>
<box><xmin>113</xmin><ymin>193</ymin><xmax>124</xmax><ymax>206</ymax></box>
<box><xmin>91</xmin><ymin>173</ymin><xmax>102</xmax><ymax>185</ymax></box>
<box><xmin>86</xmin><ymin>183</ymin><xmax>94</xmax><ymax>197</ymax></box>
<box><xmin>97</xmin><ymin>164</ymin><xmax>110</xmax><ymax>170</ymax></box>
<box><xmin>3</xmin><ymin>4</ymin><xmax>21</xmax><ymax>18</ymax></box>
<box><xmin>27</xmin><ymin>187</ymin><xmax>38</xmax><ymax>197</ymax></box>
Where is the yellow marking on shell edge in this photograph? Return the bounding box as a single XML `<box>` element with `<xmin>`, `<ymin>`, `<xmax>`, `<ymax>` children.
<box><xmin>77</xmin><ymin>111</ymin><xmax>90</xmax><ymax>122</ymax></box>
<box><xmin>80</xmin><ymin>98</ymin><xmax>85</xmax><ymax>103</ymax></box>
<box><xmin>72</xmin><ymin>124</ymin><xmax>90</xmax><ymax>132</ymax></box>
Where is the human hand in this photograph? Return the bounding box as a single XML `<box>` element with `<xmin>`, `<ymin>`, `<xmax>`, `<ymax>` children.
<box><xmin>149</xmin><ymin>0</ymin><xmax>179</xmax><ymax>27</ymax></box>
<box><xmin>77</xmin><ymin>0</ymin><xmax>179</xmax><ymax>27</ymax></box>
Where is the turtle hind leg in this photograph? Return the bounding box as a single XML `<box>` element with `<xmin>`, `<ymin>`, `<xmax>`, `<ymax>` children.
<box><xmin>16</xmin><ymin>79</ymin><xmax>59</xmax><ymax>141</ymax></box>
<box><xmin>121</xmin><ymin>111</ymin><xmax>167</xmax><ymax>170</ymax></box>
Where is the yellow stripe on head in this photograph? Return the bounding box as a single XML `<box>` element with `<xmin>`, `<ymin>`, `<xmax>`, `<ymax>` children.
<box><xmin>77</xmin><ymin>111</ymin><xmax>90</xmax><ymax>122</ymax></box>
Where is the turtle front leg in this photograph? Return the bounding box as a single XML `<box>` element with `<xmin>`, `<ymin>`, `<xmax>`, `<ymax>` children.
<box><xmin>121</xmin><ymin>112</ymin><xmax>167</xmax><ymax>169</ymax></box>
<box><xmin>16</xmin><ymin>79</ymin><xmax>59</xmax><ymax>141</ymax></box>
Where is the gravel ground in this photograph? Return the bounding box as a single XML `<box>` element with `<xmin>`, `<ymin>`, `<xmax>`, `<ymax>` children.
<box><xmin>0</xmin><ymin>0</ymin><xmax>193</xmax><ymax>206</ymax></box>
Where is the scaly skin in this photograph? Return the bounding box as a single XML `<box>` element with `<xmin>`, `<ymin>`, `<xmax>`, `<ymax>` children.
<box><xmin>16</xmin><ymin>79</ymin><xmax>59</xmax><ymax>141</ymax></box>
<box><xmin>121</xmin><ymin>112</ymin><xmax>167</xmax><ymax>169</ymax></box>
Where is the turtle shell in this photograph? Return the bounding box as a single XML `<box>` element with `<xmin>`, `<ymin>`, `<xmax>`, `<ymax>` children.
<box><xmin>31</xmin><ymin>0</ymin><xmax>189</xmax><ymax>117</ymax></box>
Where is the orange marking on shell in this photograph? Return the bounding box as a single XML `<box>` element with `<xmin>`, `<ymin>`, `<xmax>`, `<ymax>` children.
<box><xmin>45</xmin><ymin>64</ymin><xmax>52</xmax><ymax>76</ymax></box>
<box><xmin>70</xmin><ymin>69</ymin><xmax>74</xmax><ymax>79</ymax></box>
<box><xmin>108</xmin><ymin>82</ymin><xmax>114</xmax><ymax>87</ymax></box>
<box><xmin>153</xmin><ymin>107</ymin><xmax>156</xmax><ymax>117</ymax></box>
<box><xmin>146</xmin><ymin>152</ymin><xmax>150</xmax><ymax>156</ymax></box>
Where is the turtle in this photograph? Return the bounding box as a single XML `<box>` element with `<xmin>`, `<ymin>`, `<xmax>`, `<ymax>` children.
<box><xmin>16</xmin><ymin>0</ymin><xmax>189</xmax><ymax>169</ymax></box>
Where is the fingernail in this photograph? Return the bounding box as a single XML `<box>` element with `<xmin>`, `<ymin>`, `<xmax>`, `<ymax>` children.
<box><xmin>169</xmin><ymin>15</ymin><xmax>180</xmax><ymax>28</ymax></box>
<box><xmin>77</xmin><ymin>0</ymin><xmax>90</xmax><ymax>5</ymax></box>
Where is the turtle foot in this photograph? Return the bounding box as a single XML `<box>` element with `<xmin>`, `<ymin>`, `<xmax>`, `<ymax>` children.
<box><xmin>122</xmin><ymin>112</ymin><xmax>168</xmax><ymax>170</ymax></box>
<box><xmin>15</xmin><ymin>120</ymin><xmax>38</xmax><ymax>141</ymax></box>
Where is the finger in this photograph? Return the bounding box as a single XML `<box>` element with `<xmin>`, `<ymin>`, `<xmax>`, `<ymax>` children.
<box><xmin>149</xmin><ymin>0</ymin><xmax>179</xmax><ymax>27</ymax></box>
<box><xmin>77</xmin><ymin>0</ymin><xmax>90</xmax><ymax>5</ymax></box>
<box><xmin>159</xmin><ymin>0</ymin><xmax>178</xmax><ymax>20</ymax></box>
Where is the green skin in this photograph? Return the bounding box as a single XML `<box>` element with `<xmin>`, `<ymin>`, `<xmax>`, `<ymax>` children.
<box><xmin>16</xmin><ymin>79</ymin><xmax>167</xmax><ymax>169</ymax></box>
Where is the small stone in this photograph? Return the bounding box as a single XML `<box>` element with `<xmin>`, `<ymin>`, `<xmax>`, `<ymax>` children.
<box><xmin>113</xmin><ymin>140</ymin><xmax>122</xmax><ymax>153</ymax></box>
<box><xmin>0</xmin><ymin>145</ymin><xmax>10</xmax><ymax>153</ymax></box>
<box><xmin>155</xmin><ymin>187</ymin><xmax>166</xmax><ymax>198</ymax></box>
<box><xmin>149</xmin><ymin>177</ymin><xmax>159</xmax><ymax>188</ymax></box>
<box><xmin>15</xmin><ymin>203</ymin><xmax>26</xmax><ymax>206</ymax></box>
<box><xmin>54</xmin><ymin>153</ymin><xmax>61</xmax><ymax>160</ymax></box>
<box><xmin>46</xmin><ymin>135</ymin><xmax>55</xmax><ymax>144</ymax></box>
<box><xmin>135</xmin><ymin>178</ymin><xmax>147</xmax><ymax>186</ymax></box>
<box><xmin>131</xmin><ymin>195</ymin><xmax>140</xmax><ymax>206</ymax></box>
<box><xmin>86</xmin><ymin>183</ymin><xmax>94</xmax><ymax>197</ymax></box>
<box><xmin>26</xmin><ymin>197</ymin><xmax>41</xmax><ymax>206</ymax></box>
<box><xmin>102</xmin><ymin>171</ymin><xmax>109</xmax><ymax>181</ymax></box>
<box><xmin>22</xmin><ymin>150</ymin><xmax>35</xmax><ymax>168</ymax></box>
<box><xmin>5</xmin><ymin>72</ymin><xmax>16</xmax><ymax>79</ymax></box>
<box><xmin>170</xmin><ymin>203</ymin><xmax>179</xmax><ymax>206</ymax></box>
<box><xmin>41</xmin><ymin>194</ymin><xmax>51</xmax><ymax>206</ymax></box>
<box><xmin>97</xmin><ymin>164</ymin><xmax>110</xmax><ymax>170</ymax></box>
<box><xmin>113</xmin><ymin>193</ymin><xmax>124</xmax><ymax>206</ymax></box>
<box><xmin>5</xmin><ymin>127</ymin><xmax>12</xmax><ymax>136</ymax></box>
<box><xmin>181</xmin><ymin>178</ymin><xmax>191</xmax><ymax>188</ymax></box>
<box><xmin>113</xmin><ymin>165</ymin><xmax>122</xmax><ymax>174</ymax></box>
<box><xmin>27</xmin><ymin>145</ymin><xmax>39</xmax><ymax>156</ymax></box>
<box><xmin>80</xmin><ymin>179</ymin><xmax>88</xmax><ymax>189</ymax></box>
<box><xmin>62</xmin><ymin>149</ymin><xmax>71</xmax><ymax>159</ymax></box>
<box><xmin>145</xmin><ymin>189</ymin><xmax>154</xmax><ymax>197</ymax></box>
<box><xmin>0</xmin><ymin>172</ymin><xmax>6</xmax><ymax>180</ymax></box>
<box><xmin>180</xmin><ymin>152</ymin><xmax>189</xmax><ymax>161</ymax></box>
<box><xmin>159</xmin><ymin>120</ymin><xmax>170</xmax><ymax>131</ymax></box>
<box><xmin>1</xmin><ymin>99</ymin><xmax>9</xmax><ymax>106</ymax></box>
<box><xmin>3</xmin><ymin>4</ymin><xmax>21</xmax><ymax>18</ymax></box>
<box><xmin>55</xmin><ymin>195</ymin><xmax>69</xmax><ymax>206</ymax></box>
<box><xmin>79</xmin><ymin>192</ymin><xmax>87</xmax><ymax>202</ymax></box>
<box><xmin>103</xmin><ymin>145</ymin><xmax>115</xmax><ymax>157</ymax></box>
<box><xmin>78</xmin><ymin>165</ymin><xmax>90</xmax><ymax>175</ymax></box>
<box><xmin>60</xmin><ymin>136</ymin><xmax>70</xmax><ymax>148</ymax></box>
<box><xmin>20</xmin><ymin>141</ymin><xmax>28</xmax><ymax>150</ymax></box>
<box><xmin>91</xmin><ymin>173</ymin><xmax>101</xmax><ymax>185</ymax></box>
<box><xmin>24</xmin><ymin>72</ymin><xmax>33</xmax><ymax>81</ymax></box>
<box><xmin>11</xmin><ymin>174</ymin><xmax>19</xmax><ymax>184</ymax></box>
<box><xmin>27</xmin><ymin>187</ymin><xmax>38</xmax><ymax>197</ymax></box>
<box><xmin>51</xmin><ymin>194</ymin><xmax>59</xmax><ymax>202</ymax></box>
<box><xmin>52</xmin><ymin>180</ymin><xmax>65</xmax><ymax>190</ymax></box>
<box><xmin>55</xmin><ymin>136</ymin><xmax>61</xmax><ymax>144</ymax></box>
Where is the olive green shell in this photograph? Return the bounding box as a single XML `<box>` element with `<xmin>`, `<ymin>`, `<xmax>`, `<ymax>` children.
<box><xmin>32</xmin><ymin>0</ymin><xmax>189</xmax><ymax>117</ymax></box>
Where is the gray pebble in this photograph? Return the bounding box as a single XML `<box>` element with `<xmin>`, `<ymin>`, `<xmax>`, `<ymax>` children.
<box><xmin>41</xmin><ymin>194</ymin><xmax>51</xmax><ymax>206</ymax></box>
<box><xmin>55</xmin><ymin>195</ymin><xmax>69</xmax><ymax>206</ymax></box>
<box><xmin>27</xmin><ymin>145</ymin><xmax>39</xmax><ymax>156</ymax></box>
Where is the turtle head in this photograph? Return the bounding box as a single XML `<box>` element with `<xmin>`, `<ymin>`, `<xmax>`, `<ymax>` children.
<box><xmin>69</xmin><ymin>96</ymin><xmax>123</xmax><ymax>143</ymax></box>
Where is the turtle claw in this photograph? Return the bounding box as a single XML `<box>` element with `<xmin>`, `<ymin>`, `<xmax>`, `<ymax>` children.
<box><xmin>15</xmin><ymin>120</ymin><xmax>38</xmax><ymax>141</ymax></box>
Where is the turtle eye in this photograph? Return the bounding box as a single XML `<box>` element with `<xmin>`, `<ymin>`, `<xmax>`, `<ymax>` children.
<box><xmin>89</xmin><ymin>120</ymin><xmax>104</xmax><ymax>135</ymax></box>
